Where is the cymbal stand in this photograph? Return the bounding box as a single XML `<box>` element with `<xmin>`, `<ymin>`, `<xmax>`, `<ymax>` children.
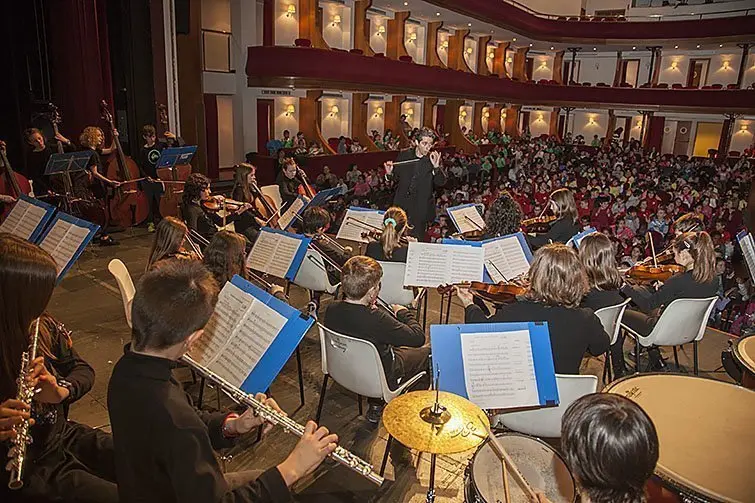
<box><xmin>420</xmin><ymin>368</ymin><xmax>447</xmax><ymax>503</ymax></box>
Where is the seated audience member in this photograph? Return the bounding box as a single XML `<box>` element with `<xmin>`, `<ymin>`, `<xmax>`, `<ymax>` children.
<box><xmin>307</xmin><ymin>141</ymin><xmax>324</xmax><ymax>156</ymax></box>
<box><xmin>337</xmin><ymin>136</ymin><xmax>348</xmax><ymax>154</ymax></box>
<box><xmin>619</xmin><ymin>231</ymin><xmax>718</xmax><ymax>370</ymax></box>
<box><xmin>315</xmin><ymin>166</ymin><xmax>338</xmax><ymax>190</ymax></box>
<box><xmin>0</xmin><ymin>235</ymin><xmax>118</xmax><ymax>501</ymax></box>
<box><xmin>345</xmin><ymin>164</ymin><xmax>362</xmax><ymax>186</ymax></box>
<box><xmin>366</xmin><ymin>207</ymin><xmax>413</xmax><ymax>263</ymax></box>
<box><xmin>458</xmin><ymin>243</ymin><xmax>608</xmax><ymax>374</ymax></box>
<box><xmin>353</xmin><ymin>175</ymin><xmax>371</xmax><ymax>197</ymax></box>
<box><xmin>108</xmin><ymin>260</ymin><xmax>338</xmax><ymax>502</ymax></box>
<box><xmin>146</xmin><ymin>216</ymin><xmax>197</xmax><ymax>271</ymax></box>
<box><xmin>528</xmin><ymin>188</ymin><xmax>581</xmax><ymax>248</ymax></box>
<box><xmin>323</xmin><ymin>256</ymin><xmax>429</xmax><ymax>422</ymax></box>
<box><xmin>544</xmin><ymin>393</ymin><xmax>659</xmax><ymax>503</ymax></box>
<box><xmin>281</xmin><ymin>129</ymin><xmax>293</xmax><ymax>148</ymax></box>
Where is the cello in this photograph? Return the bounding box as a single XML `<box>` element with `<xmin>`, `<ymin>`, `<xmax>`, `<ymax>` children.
<box><xmin>100</xmin><ymin>100</ymin><xmax>149</xmax><ymax>227</ymax></box>
<box><xmin>0</xmin><ymin>141</ymin><xmax>32</xmax><ymax>219</ymax></box>
<box><xmin>156</xmin><ymin>103</ymin><xmax>191</xmax><ymax>217</ymax></box>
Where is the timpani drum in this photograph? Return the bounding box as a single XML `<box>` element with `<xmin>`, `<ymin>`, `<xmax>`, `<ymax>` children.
<box><xmin>733</xmin><ymin>334</ymin><xmax>755</xmax><ymax>390</ymax></box>
<box><xmin>464</xmin><ymin>432</ymin><xmax>576</xmax><ymax>503</ymax></box>
<box><xmin>605</xmin><ymin>374</ymin><xmax>755</xmax><ymax>503</ymax></box>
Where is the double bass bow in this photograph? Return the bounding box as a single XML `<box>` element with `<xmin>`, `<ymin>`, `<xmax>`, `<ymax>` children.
<box><xmin>0</xmin><ymin>141</ymin><xmax>32</xmax><ymax>218</ymax></box>
<box><xmin>100</xmin><ymin>100</ymin><xmax>149</xmax><ymax>227</ymax></box>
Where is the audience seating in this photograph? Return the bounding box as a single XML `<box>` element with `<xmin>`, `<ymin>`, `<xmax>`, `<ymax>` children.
<box><xmin>399</xmin><ymin>55</ymin><xmax>413</xmax><ymax>63</ymax></box>
<box><xmin>711</xmin><ymin>84</ymin><xmax>723</xmax><ymax>89</ymax></box>
<box><xmin>294</xmin><ymin>38</ymin><xmax>312</xmax><ymax>47</ymax></box>
<box><xmin>672</xmin><ymin>83</ymin><xmax>684</xmax><ymax>89</ymax></box>
<box><xmin>655</xmin><ymin>83</ymin><xmax>669</xmax><ymax>89</ymax></box>
<box><xmin>349</xmin><ymin>48</ymin><xmax>363</xmax><ymax>55</ymax></box>
<box><xmin>596</xmin><ymin>82</ymin><xmax>608</xmax><ymax>87</ymax></box>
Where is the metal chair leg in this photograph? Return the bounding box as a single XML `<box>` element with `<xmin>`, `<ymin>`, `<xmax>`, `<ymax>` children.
<box><xmin>444</xmin><ymin>293</ymin><xmax>452</xmax><ymax>324</ymax></box>
<box><xmin>635</xmin><ymin>338</ymin><xmax>641</xmax><ymax>373</ymax></box>
<box><xmin>315</xmin><ymin>375</ymin><xmax>329</xmax><ymax>424</ymax></box>
<box><xmin>438</xmin><ymin>293</ymin><xmax>445</xmax><ymax>325</ymax></box>
<box><xmin>693</xmin><ymin>340</ymin><xmax>699</xmax><ymax>375</ymax></box>
<box><xmin>673</xmin><ymin>346</ymin><xmax>680</xmax><ymax>370</ymax></box>
<box><xmin>198</xmin><ymin>376</ymin><xmax>206</xmax><ymax>408</ymax></box>
<box><xmin>422</xmin><ymin>293</ymin><xmax>428</xmax><ymax>329</ymax></box>
<box><xmin>357</xmin><ymin>395</ymin><xmax>363</xmax><ymax>416</ymax></box>
<box><xmin>380</xmin><ymin>435</ymin><xmax>394</xmax><ymax>477</ymax></box>
<box><xmin>296</xmin><ymin>347</ymin><xmax>305</xmax><ymax>407</ymax></box>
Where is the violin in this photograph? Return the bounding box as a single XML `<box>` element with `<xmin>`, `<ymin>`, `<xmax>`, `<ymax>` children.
<box><xmin>626</xmin><ymin>264</ymin><xmax>684</xmax><ymax>283</ymax></box>
<box><xmin>360</xmin><ymin>229</ymin><xmax>410</xmax><ymax>246</ymax></box>
<box><xmin>0</xmin><ymin>140</ymin><xmax>32</xmax><ymax>218</ymax></box>
<box><xmin>202</xmin><ymin>195</ymin><xmax>245</xmax><ymax>213</ymax></box>
<box><xmin>638</xmin><ymin>247</ymin><xmax>674</xmax><ymax>266</ymax></box>
<box><xmin>522</xmin><ymin>215</ymin><xmax>557</xmax><ymax>234</ymax></box>
<box><xmin>438</xmin><ymin>281</ymin><xmax>527</xmax><ymax>305</ymax></box>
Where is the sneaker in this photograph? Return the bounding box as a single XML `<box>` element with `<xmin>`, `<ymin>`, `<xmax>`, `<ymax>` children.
<box><xmin>366</xmin><ymin>403</ymin><xmax>385</xmax><ymax>424</ymax></box>
<box><xmin>147</xmin><ymin>222</ymin><xmax>155</xmax><ymax>233</ymax></box>
<box><xmin>99</xmin><ymin>235</ymin><xmax>119</xmax><ymax>246</ymax></box>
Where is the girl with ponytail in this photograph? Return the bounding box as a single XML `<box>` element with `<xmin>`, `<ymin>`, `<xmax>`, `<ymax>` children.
<box><xmin>366</xmin><ymin>207</ymin><xmax>414</xmax><ymax>262</ymax></box>
<box><xmin>618</xmin><ymin>231</ymin><xmax>718</xmax><ymax>372</ymax></box>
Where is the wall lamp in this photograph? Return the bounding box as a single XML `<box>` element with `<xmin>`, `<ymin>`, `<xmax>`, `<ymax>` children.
<box><xmin>286</xmin><ymin>4</ymin><xmax>296</xmax><ymax>17</ymax></box>
<box><xmin>285</xmin><ymin>104</ymin><xmax>295</xmax><ymax>116</ymax></box>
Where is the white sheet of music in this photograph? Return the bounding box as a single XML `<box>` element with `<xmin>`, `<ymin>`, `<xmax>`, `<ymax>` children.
<box><xmin>460</xmin><ymin>330</ymin><xmax>539</xmax><ymax>410</ymax></box>
<box><xmin>336</xmin><ymin>208</ymin><xmax>385</xmax><ymax>243</ymax></box>
<box><xmin>277</xmin><ymin>198</ymin><xmax>305</xmax><ymax>230</ymax></box>
<box><xmin>0</xmin><ymin>199</ymin><xmax>47</xmax><ymax>240</ymax></box>
<box><xmin>404</xmin><ymin>242</ymin><xmax>484</xmax><ymax>287</ymax></box>
<box><xmin>738</xmin><ymin>232</ymin><xmax>755</xmax><ymax>284</ymax></box>
<box><xmin>482</xmin><ymin>236</ymin><xmax>530</xmax><ymax>283</ymax></box>
<box><xmin>191</xmin><ymin>282</ymin><xmax>251</xmax><ymax>366</ymax></box>
<box><xmin>448</xmin><ymin>205</ymin><xmax>486</xmax><ymax>234</ymax></box>
<box><xmin>246</xmin><ymin>230</ymin><xmax>302</xmax><ymax>279</ymax></box>
<box><xmin>38</xmin><ymin>220</ymin><xmax>90</xmax><ymax>276</ymax></box>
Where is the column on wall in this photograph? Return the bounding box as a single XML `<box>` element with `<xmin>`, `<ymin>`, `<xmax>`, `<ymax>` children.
<box><xmin>423</xmin><ymin>97</ymin><xmax>438</xmax><ymax>128</ymax></box>
<box><xmin>300</xmin><ymin>90</ymin><xmax>336</xmax><ymax>154</ymax></box>
<box><xmin>552</xmin><ymin>51</ymin><xmax>565</xmax><ymax>84</ymax></box>
<box><xmin>650</xmin><ymin>48</ymin><xmax>662</xmax><ymax>86</ymax></box>
<box><xmin>604</xmin><ymin>110</ymin><xmax>616</xmax><ymax>146</ymax></box>
<box><xmin>426</xmin><ymin>22</ymin><xmax>445</xmax><ymax>68</ymax></box>
<box><xmin>476</xmin><ymin>36</ymin><xmax>492</xmax><ymax>76</ymax></box>
<box><xmin>386</xmin><ymin>11</ymin><xmax>410</xmax><ymax>60</ymax></box>
<box><xmin>718</xmin><ymin>117</ymin><xmax>734</xmax><ymax>156</ymax></box>
<box><xmin>473</xmin><ymin>102</ymin><xmax>486</xmax><ymax>137</ymax></box>
<box><xmin>444</xmin><ymin>99</ymin><xmax>477</xmax><ymax>152</ymax></box>
<box><xmin>513</xmin><ymin>47</ymin><xmax>529</xmax><ymax>81</ymax></box>
<box><xmin>262</xmin><ymin>0</ymin><xmax>274</xmax><ymax>46</ymax></box>
<box><xmin>549</xmin><ymin>107</ymin><xmax>560</xmax><ymax>138</ymax></box>
<box><xmin>623</xmin><ymin>117</ymin><xmax>631</xmax><ymax>145</ymax></box>
<box><xmin>612</xmin><ymin>51</ymin><xmax>623</xmax><ymax>87</ymax></box>
<box><xmin>487</xmin><ymin>104</ymin><xmax>503</xmax><ymax>133</ymax></box>
<box><xmin>493</xmin><ymin>43</ymin><xmax>510</xmax><ymax>78</ymax></box>
<box><xmin>299</xmin><ymin>0</ymin><xmax>330</xmax><ymax>49</ymax></box>
<box><xmin>353</xmin><ymin>0</ymin><xmax>375</xmax><ymax>56</ymax></box>
<box><xmin>384</xmin><ymin>95</ymin><xmax>407</xmax><ymax>147</ymax></box>
<box><xmin>448</xmin><ymin>29</ymin><xmax>472</xmax><ymax>72</ymax></box>
<box><xmin>504</xmin><ymin>105</ymin><xmax>520</xmax><ymax>137</ymax></box>
<box><xmin>351</xmin><ymin>92</ymin><xmax>378</xmax><ymax>150</ymax></box>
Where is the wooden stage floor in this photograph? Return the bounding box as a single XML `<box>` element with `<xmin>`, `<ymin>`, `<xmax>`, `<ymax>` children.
<box><xmin>53</xmin><ymin>229</ymin><xmax>736</xmax><ymax>502</ymax></box>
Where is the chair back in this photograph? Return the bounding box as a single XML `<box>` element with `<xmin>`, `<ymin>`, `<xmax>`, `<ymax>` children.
<box><xmin>494</xmin><ymin>374</ymin><xmax>598</xmax><ymax>437</ymax></box>
<box><xmin>108</xmin><ymin>259</ymin><xmax>135</xmax><ymax>328</ymax></box>
<box><xmin>259</xmin><ymin>184</ymin><xmax>283</xmax><ymax>211</ymax></box>
<box><xmin>648</xmin><ymin>297</ymin><xmax>717</xmax><ymax>346</ymax></box>
<box><xmin>293</xmin><ymin>249</ymin><xmax>339</xmax><ymax>294</ymax></box>
<box><xmin>594</xmin><ymin>299</ymin><xmax>631</xmax><ymax>345</ymax></box>
<box><xmin>377</xmin><ymin>261</ymin><xmax>414</xmax><ymax>306</ymax></box>
<box><xmin>317</xmin><ymin>324</ymin><xmax>390</xmax><ymax>400</ymax></box>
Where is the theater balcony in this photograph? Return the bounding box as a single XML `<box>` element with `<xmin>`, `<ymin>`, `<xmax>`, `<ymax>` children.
<box><xmin>246</xmin><ymin>46</ymin><xmax>755</xmax><ymax>115</ymax></box>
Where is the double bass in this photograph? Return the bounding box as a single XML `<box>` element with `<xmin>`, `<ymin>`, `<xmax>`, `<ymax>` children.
<box><xmin>0</xmin><ymin>141</ymin><xmax>32</xmax><ymax>219</ymax></box>
<box><xmin>155</xmin><ymin>103</ymin><xmax>191</xmax><ymax>217</ymax></box>
<box><xmin>100</xmin><ymin>100</ymin><xmax>149</xmax><ymax>227</ymax></box>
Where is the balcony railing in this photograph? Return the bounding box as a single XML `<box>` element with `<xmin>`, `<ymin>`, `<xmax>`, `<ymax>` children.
<box><xmin>202</xmin><ymin>29</ymin><xmax>234</xmax><ymax>73</ymax></box>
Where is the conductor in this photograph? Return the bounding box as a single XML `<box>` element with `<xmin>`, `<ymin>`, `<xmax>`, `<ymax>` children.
<box><xmin>384</xmin><ymin>128</ymin><xmax>446</xmax><ymax>240</ymax></box>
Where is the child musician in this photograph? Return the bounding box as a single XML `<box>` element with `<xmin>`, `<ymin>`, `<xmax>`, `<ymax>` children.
<box><xmin>365</xmin><ymin>207</ymin><xmax>413</xmax><ymax>263</ymax></box>
<box><xmin>146</xmin><ymin>216</ymin><xmax>198</xmax><ymax>271</ymax></box>
<box><xmin>107</xmin><ymin>260</ymin><xmax>337</xmax><ymax>502</ymax></box>
<box><xmin>528</xmin><ymin>188</ymin><xmax>580</xmax><ymax>248</ymax></box>
<box><xmin>0</xmin><ymin>235</ymin><xmax>118</xmax><ymax>501</ymax></box>
<box><xmin>483</xmin><ymin>192</ymin><xmax>524</xmax><ymax>239</ymax></box>
<box><xmin>458</xmin><ymin>243</ymin><xmax>608</xmax><ymax>374</ymax></box>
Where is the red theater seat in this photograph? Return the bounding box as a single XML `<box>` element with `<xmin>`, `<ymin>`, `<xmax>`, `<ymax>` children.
<box><xmin>373</xmin><ymin>52</ymin><xmax>385</xmax><ymax>58</ymax></box>
<box><xmin>538</xmin><ymin>79</ymin><xmax>549</xmax><ymax>85</ymax></box>
<box><xmin>399</xmin><ymin>55</ymin><xmax>413</xmax><ymax>63</ymax></box>
<box><xmin>294</xmin><ymin>38</ymin><xmax>312</xmax><ymax>47</ymax></box>
<box><xmin>349</xmin><ymin>48</ymin><xmax>363</xmax><ymax>55</ymax></box>
<box><xmin>548</xmin><ymin>79</ymin><xmax>558</xmax><ymax>85</ymax></box>
<box><xmin>328</xmin><ymin>138</ymin><xmax>339</xmax><ymax>151</ymax></box>
<box><xmin>672</xmin><ymin>83</ymin><xmax>683</xmax><ymax>89</ymax></box>
<box><xmin>729</xmin><ymin>151</ymin><xmax>741</xmax><ymax>157</ymax></box>
<box><xmin>711</xmin><ymin>84</ymin><xmax>723</xmax><ymax>89</ymax></box>
<box><xmin>726</xmin><ymin>83</ymin><xmax>739</xmax><ymax>89</ymax></box>
<box><xmin>639</xmin><ymin>83</ymin><xmax>651</xmax><ymax>88</ymax></box>
<box><xmin>655</xmin><ymin>83</ymin><xmax>669</xmax><ymax>89</ymax></box>
<box><xmin>596</xmin><ymin>82</ymin><xmax>608</xmax><ymax>87</ymax></box>
<box><xmin>582</xmin><ymin>82</ymin><xmax>592</xmax><ymax>86</ymax></box>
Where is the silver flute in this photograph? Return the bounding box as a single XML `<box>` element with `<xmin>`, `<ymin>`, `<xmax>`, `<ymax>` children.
<box><xmin>181</xmin><ymin>355</ymin><xmax>385</xmax><ymax>486</ymax></box>
<box><xmin>8</xmin><ymin>318</ymin><xmax>41</xmax><ymax>490</ymax></box>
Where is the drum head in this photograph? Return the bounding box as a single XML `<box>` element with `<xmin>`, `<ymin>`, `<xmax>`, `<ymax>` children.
<box><xmin>734</xmin><ymin>335</ymin><xmax>755</xmax><ymax>374</ymax></box>
<box><xmin>470</xmin><ymin>433</ymin><xmax>575</xmax><ymax>503</ymax></box>
<box><xmin>605</xmin><ymin>374</ymin><xmax>755</xmax><ymax>503</ymax></box>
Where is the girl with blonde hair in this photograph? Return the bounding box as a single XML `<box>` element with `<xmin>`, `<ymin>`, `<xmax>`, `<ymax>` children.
<box><xmin>366</xmin><ymin>207</ymin><xmax>414</xmax><ymax>262</ymax></box>
<box><xmin>528</xmin><ymin>188</ymin><xmax>580</xmax><ymax>249</ymax></box>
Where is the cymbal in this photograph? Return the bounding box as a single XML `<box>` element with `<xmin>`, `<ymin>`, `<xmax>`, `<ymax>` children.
<box><xmin>382</xmin><ymin>390</ymin><xmax>489</xmax><ymax>454</ymax></box>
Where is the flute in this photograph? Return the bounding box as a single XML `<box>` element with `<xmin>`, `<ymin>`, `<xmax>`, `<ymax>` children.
<box><xmin>181</xmin><ymin>355</ymin><xmax>385</xmax><ymax>486</ymax></box>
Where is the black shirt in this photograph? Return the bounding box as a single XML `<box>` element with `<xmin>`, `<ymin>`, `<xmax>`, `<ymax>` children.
<box><xmin>139</xmin><ymin>137</ymin><xmax>185</xmax><ymax>179</ymax></box>
<box><xmin>621</xmin><ymin>270</ymin><xmax>718</xmax><ymax>313</ymax></box>
<box><xmin>581</xmin><ymin>288</ymin><xmax>625</xmax><ymax>312</ymax></box>
<box><xmin>528</xmin><ymin>217</ymin><xmax>580</xmax><ymax>249</ymax></box>
<box><xmin>108</xmin><ymin>348</ymin><xmax>291</xmax><ymax>503</ymax></box>
<box><xmin>366</xmin><ymin>241</ymin><xmax>408</xmax><ymax>263</ymax></box>
<box><xmin>391</xmin><ymin>149</ymin><xmax>447</xmax><ymax>229</ymax></box>
<box><xmin>276</xmin><ymin>172</ymin><xmax>300</xmax><ymax>211</ymax></box>
<box><xmin>182</xmin><ymin>201</ymin><xmax>225</xmax><ymax>242</ymax></box>
<box><xmin>323</xmin><ymin>302</ymin><xmax>425</xmax><ymax>383</ymax></box>
<box><xmin>465</xmin><ymin>300</ymin><xmax>608</xmax><ymax>374</ymax></box>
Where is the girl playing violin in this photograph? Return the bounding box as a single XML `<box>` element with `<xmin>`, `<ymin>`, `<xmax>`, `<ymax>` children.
<box><xmin>457</xmin><ymin>243</ymin><xmax>608</xmax><ymax>374</ymax></box>
<box><xmin>619</xmin><ymin>231</ymin><xmax>718</xmax><ymax>371</ymax></box>
<box><xmin>146</xmin><ymin>216</ymin><xmax>198</xmax><ymax>271</ymax></box>
<box><xmin>527</xmin><ymin>188</ymin><xmax>580</xmax><ymax>249</ymax></box>
<box><xmin>366</xmin><ymin>207</ymin><xmax>414</xmax><ymax>263</ymax></box>
<box><xmin>231</xmin><ymin>163</ymin><xmax>269</xmax><ymax>243</ymax></box>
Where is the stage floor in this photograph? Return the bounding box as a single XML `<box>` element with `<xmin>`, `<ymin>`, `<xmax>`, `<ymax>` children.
<box><xmin>53</xmin><ymin>229</ymin><xmax>736</xmax><ymax>502</ymax></box>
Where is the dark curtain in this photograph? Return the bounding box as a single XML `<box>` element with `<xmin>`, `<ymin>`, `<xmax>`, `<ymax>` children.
<box><xmin>645</xmin><ymin>116</ymin><xmax>665</xmax><ymax>152</ymax></box>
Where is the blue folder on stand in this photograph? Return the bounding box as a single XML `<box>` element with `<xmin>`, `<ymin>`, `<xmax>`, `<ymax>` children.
<box><xmin>155</xmin><ymin>146</ymin><xmax>197</xmax><ymax>167</ymax></box>
<box><xmin>568</xmin><ymin>227</ymin><xmax>597</xmax><ymax>249</ymax></box>
<box><xmin>430</xmin><ymin>322</ymin><xmax>559</xmax><ymax>409</ymax></box>
<box><xmin>446</xmin><ymin>203</ymin><xmax>484</xmax><ymax>233</ymax></box>
<box><xmin>253</xmin><ymin>227</ymin><xmax>311</xmax><ymax>281</ymax></box>
<box><xmin>0</xmin><ymin>194</ymin><xmax>57</xmax><ymax>243</ymax></box>
<box><xmin>36</xmin><ymin>212</ymin><xmax>100</xmax><ymax>283</ymax></box>
<box><xmin>229</xmin><ymin>275</ymin><xmax>315</xmax><ymax>394</ymax></box>
<box><xmin>442</xmin><ymin>232</ymin><xmax>533</xmax><ymax>284</ymax></box>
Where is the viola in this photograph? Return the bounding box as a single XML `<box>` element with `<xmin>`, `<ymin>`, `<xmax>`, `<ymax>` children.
<box><xmin>100</xmin><ymin>100</ymin><xmax>149</xmax><ymax>227</ymax></box>
<box><xmin>626</xmin><ymin>264</ymin><xmax>684</xmax><ymax>283</ymax></box>
<box><xmin>522</xmin><ymin>215</ymin><xmax>556</xmax><ymax>234</ymax></box>
<box><xmin>0</xmin><ymin>141</ymin><xmax>32</xmax><ymax>219</ymax></box>
<box><xmin>438</xmin><ymin>281</ymin><xmax>527</xmax><ymax>305</ymax></box>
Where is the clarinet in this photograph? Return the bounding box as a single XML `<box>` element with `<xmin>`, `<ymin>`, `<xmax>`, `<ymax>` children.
<box><xmin>8</xmin><ymin>318</ymin><xmax>41</xmax><ymax>490</ymax></box>
<box><xmin>181</xmin><ymin>355</ymin><xmax>384</xmax><ymax>486</ymax></box>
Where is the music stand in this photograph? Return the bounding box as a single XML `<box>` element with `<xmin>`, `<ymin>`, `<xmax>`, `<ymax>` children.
<box><xmin>44</xmin><ymin>151</ymin><xmax>94</xmax><ymax>213</ymax></box>
<box><xmin>156</xmin><ymin>146</ymin><xmax>197</xmax><ymax>169</ymax></box>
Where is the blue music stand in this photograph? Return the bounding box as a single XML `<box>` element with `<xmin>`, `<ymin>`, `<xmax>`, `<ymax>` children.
<box><xmin>156</xmin><ymin>146</ymin><xmax>197</xmax><ymax>168</ymax></box>
<box><xmin>44</xmin><ymin>152</ymin><xmax>94</xmax><ymax>212</ymax></box>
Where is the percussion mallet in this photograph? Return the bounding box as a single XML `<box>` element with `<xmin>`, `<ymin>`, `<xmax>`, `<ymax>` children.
<box><xmin>482</xmin><ymin>420</ymin><xmax>539</xmax><ymax>503</ymax></box>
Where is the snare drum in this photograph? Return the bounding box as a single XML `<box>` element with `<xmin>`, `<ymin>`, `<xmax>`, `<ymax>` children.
<box><xmin>605</xmin><ymin>374</ymin><xmax>755</xmax><ymax>503</ymax></box>
<box><xmin>733</xmin><ymin>334</ymin><xmax>755</xmax><ymax>390</ymax></box>
<box><xmin>464</xmin><ymin>432</ymin><xmax>576</xmax><ymax>503</ymax></box>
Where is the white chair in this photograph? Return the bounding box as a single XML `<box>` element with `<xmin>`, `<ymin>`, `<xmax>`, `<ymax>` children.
<box><xmin>260</xmin><ymin>184</ymin><xmax>283</xmax><ymax>211</ymax></box>
<box><xmin>493</xmin><ymin>374</ymin><xmax>599</xmax><ymax>438</ymax></box>
<box><xmin>290</xmin><ymin>249</ymin><xmax>340</xmax><ymax>301</ymax></box>
<box><xmin>376</xmin><ymin>261</ymin><xmax>428</xmax><ymax>328</ymax></box>
<box><xmin>107</xmin><ymin>259</ymin><xmax>135</xmax><ymax>328</ymax></box>
<box><xmin>594</xmin><ymin>299</ymin><xmax>631</xmax><ymax>383</ymax></box>
<box><xmin>316</xmin><ymin>324</ymin><xmax>426</xmax><ymax>476</ymax></box>
<box><xmin>621</xmin><ymin>297</ymin><xmax>717</xmax><ymax>375</ymax></box>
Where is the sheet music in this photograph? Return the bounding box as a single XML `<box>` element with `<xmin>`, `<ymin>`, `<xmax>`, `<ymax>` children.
<box><xmin>404</xmin><ymin>242</ymin><xmax>484</xmax><ymax>287</ymax></box>
<box><xmin>460</xmin><ymin>330</ymin><xmax>539</xmax><ymax>409</ymax></box>
<box><xmin>738</xmin><ymin>231</ymin><xmax>755</xmax><ymax>284</ymax></box>
<box><xmin>191</xmin><ymin>282</ymin><xmax>252</xmax><ymax>366</ymax></box>
<box><xmin>336</xmin><ymin>208</ymin><xmax>385</xmax><ymax>243</ymax></box>
<box><xmin>448</xmin><ymin>205</ymin><xmax>486</xmax><ymax>234</ymax></box>
<box><xmin>38</xmin><ymin>220</ymin><xmax>91</xmax><ymax>276</ymax></box>
<box><xmin>482</xmin><ymin>236</ymin><xmax>530</xmax><ymax>283</ymax></box>
<box><xmin>0</xmin><ymin>199</ymin><xmax>47</xmax><ymax>240</ymax></box>
<box><xmin>277</xmin><ymin>198</ymin><xmax>305</xmax><ymax>230</ymax></box>
<box><xmin>246</xmin><ymin>230</ymin><xmax>302</xmax><ymax>279</ymax></box>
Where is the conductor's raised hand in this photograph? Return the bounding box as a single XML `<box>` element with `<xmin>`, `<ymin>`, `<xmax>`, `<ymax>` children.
<box><xmin>277</xmin><ymin>421</ymin><xmax>338</xmax><ymax>486</ymax></box>
<box><xmin>383</xmin><ymin>161</ymin><xmax>394</xmax><ymax>176</ymax></box>
<box><xmin>429</xmin><ymin>151</ymin><xmax>441</xmax><ymax>168</ymax></box>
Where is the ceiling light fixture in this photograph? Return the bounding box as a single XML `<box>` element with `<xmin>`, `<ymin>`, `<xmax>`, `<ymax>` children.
<box><xmin>512</xmin><ymin>37</ymin><xmax>517</xmax><ymax>42</ymax></box>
